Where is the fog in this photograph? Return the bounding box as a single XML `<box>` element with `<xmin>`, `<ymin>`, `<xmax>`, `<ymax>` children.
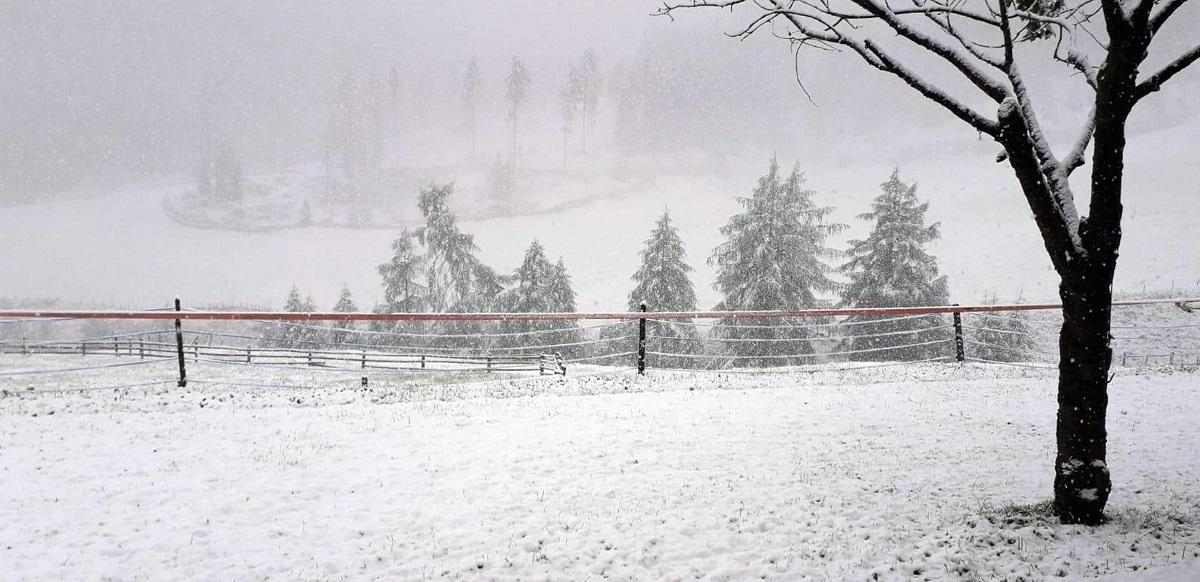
<box><xmin>2</xmin><ymin>1</ymin><xmax>1198</xmax><ymax>310</ymax></box>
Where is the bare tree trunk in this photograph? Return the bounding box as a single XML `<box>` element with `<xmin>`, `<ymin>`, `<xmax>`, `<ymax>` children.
<box><xmin>1054</xmin><ymin>261</ymin><xmax>1115</xmax><ymax>524</ymax></box>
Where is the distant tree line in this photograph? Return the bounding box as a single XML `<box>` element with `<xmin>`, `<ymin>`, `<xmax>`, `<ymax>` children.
<box><xmin>274</xmin><ymin>159</ymin><xmax>1036</xmax><ymax>364</ymax></box>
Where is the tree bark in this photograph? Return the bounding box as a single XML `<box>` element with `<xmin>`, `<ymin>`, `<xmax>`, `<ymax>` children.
<box><xmin>1054</xmin><ymin>261</ymin><xmax>1115</xmax><ymax>524</ymax></box>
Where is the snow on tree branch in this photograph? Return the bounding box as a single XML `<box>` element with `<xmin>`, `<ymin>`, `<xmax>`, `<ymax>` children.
<box><xmin>1135</xmin><ymin>45</ymin><xmax>1200</xmax><ymax>101</ymax></box>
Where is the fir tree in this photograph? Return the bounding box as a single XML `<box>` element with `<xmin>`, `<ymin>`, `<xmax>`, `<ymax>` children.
<box><xmin>330</xmin><ymin>285</ymin><xmax>358</xmax><ymax>346</ymax></box>
<box><xmin>378</xmin><ymin>229</ymin><xmax>426</xmax><ymax>314</ymax></box>
<box><xmin>578</xmin><ymin>49</ymin><xmax>600</xmax><ymax>154</ymax></box>
<box><xmin>505</xmin><ymin>57</ymin><xmax>531</xmax><ymax>167</ymax></box>
<box><xmin>560</xmin><ymin>63</ymin><xmax>584</xmax><ymax>165</ymax></box>
<box><xmin>277</xmin><ymin>285</ymin><xmax>317</xmax><ymax>348</ymax></box>
<box><xmin>967</xmin><ymin>293</ymin><xmax>1042</xmax><ymax>362</ymax></box>
<box><xmin>839</xmin><ymin>170</ymin><xmax>951</xmax><ymax>361</ymax></box>
<box><xmin>709</xmin><ymin>159</ymin><xmax>845</xmax><ymax>368</ymax></box>
<box><xmin>375</xmin><ymin>229</ymin><xmax>427</xmax><ymax>346</ymax></box>
<box><xmin>623</xmin><ymin>212</ymin><xmax>702</xmax><ymax>368</ymax></box>
<box><xmin>462</xmin><ymin>58</ymin><xmax>482</xmax><ymax>157</ymax></box>
<box><xmin>416</xmin><ymin>183</ymin><xmax>483</xmax><ymax>313</ymax></box>
<box><xmin>497</xmin><ymin>241</ymin><xmax>579</xmax><ymax>354</ymax></box>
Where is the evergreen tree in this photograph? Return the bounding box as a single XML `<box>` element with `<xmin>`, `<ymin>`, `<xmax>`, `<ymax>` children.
<box><xmin>839</xmin><ymin>170</ymin><xmax>951</xmax><ymax>361</ymax></box>
<box><xmin>505</xmin><ymin>57</ymin><xmax>531</xmax><ymax>167</ymax></box>
<box><xmin>578</xmin><ymin>49</ymin><xmax>601</xmax><ymax>154</ymax></box>
<box><xmin>416</xmin><ymin>183</ymin><xmax>484</xmax><ymax>313</ymax></box>
<box><xmin>968</xmin><ymin>293</ymin><xmax>1042</xmax><ymax>363</ymax></box>
<box><xmin>622</xmin><ymin>212</ymin><xmax>702</xmax><ymax>368</ymax></box>
<box><xmin>462</xmin><ymin>58</ymin><xmax>482</xmax><ymax>157</ymax></box>
<box><xmin>560</xmin><ymin>63</ymin><xmax>584</xmax><ymax>165</ymax></box>
<box><xmin>497</xmin><ymin>241</ymin><xmax>579</xmax><ymax>355</ymax></box>
<box><xmin>373</xmin><ymin>229</ymin><xmax>426</xmax><ymax>346</ymax></box>
<box><xmin>330</xmin><ymin>285</ymin><xmax>358</xmax><ymax>346</ymax></box>
<box><xmin>277</xmin><ymin>285</ymin><xmax>318</xmax><ymax>348</ymax></box>
<box><xmin>709</xmin><ymin>159</ymin><xmax>845</xmax><ymax>368</ymax></box>
<box><xmin>548</xmin><ymin>258</ymin><xmax>577</xmax><ymax>313</ymax></box>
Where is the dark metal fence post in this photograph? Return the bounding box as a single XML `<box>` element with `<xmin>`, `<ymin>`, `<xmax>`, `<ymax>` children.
<box><xmin>952</xmin><ymin>304</ymin><xmax>965</xmax><ymax>363</ymax></box>
<box><xmin>637</xmin><ymin>303</ymin><xmax>647</xmax><ymax>375</ymax></box>
<box><xmin>174</xmin><ymin>297</ymin><xmax>187</xmax><ymax>387</ymax></box>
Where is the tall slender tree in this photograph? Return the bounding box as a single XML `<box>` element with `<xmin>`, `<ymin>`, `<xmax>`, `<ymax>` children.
<box><xmin>416</xmin><ymin>183</ymin><xmax>485</xmax><ymax>313</ymax></box>
<box><xmin>710</xmin><ymin>159</ymin><xmax>846</xmax><ymax>367</ymax></box>
<box><xmin>505</xmin><ymin>57</ymin><xmax>531</xmax><ymax>168</ymax></box>
<box><xmin>462</xmin><ymin>58</ymin><xmax>482</xmax><ymax>157</ymax></box>
<box><xmin>374</xmin><ymin>229</ymin><xmax>427</xmax><ymax>346</ymax></box>
<box><xmin>839</xmin><ymin>170</ymin><xmax>952</xmax><ymax>361</ymax></box>
<box><xmin>626</xmin><ymin>212</ymin><xmax>702</xmax><ymax>368</ymax></box>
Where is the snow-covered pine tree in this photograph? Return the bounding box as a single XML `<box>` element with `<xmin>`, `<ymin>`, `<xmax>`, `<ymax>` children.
<box><xmin>620</xmin><ymin>212</ymin><xmax>702</xmax><ymax>368</ymax></box>
<box><xmin>416</xmin><ymin>183</ymin><xmax>483</xmax><ymax>313</ymax></box>
<box><xmin>416</xmin><ymin>183</ymin><xmax>505</xmax><ymax>350</ymax></box>
<box><xmin>330</xmin><ymin>285</ymin><xmax>357</xmax><ymax>347</ymax></box>
<box><xmin>375</xmin><ymin>229</ymin><xmax>426</xmax><ymax>347</ymax></box>
<box><xmin>839</xmin><ymin>170</ymin><xmax>951</xmax><ymax>361</ymax></box>
<box><xmin>709</xmin><ymin>159</ymin><xmax>845</xmax><ymax>368</ymax></box>
<box><xmin>967</xmin><ymin>293</ymin><xmax>1042</xmax><ymax>363</ymax></box>
<box><xmin>277</xmin><ymin>285</ymin><xmax>317</xmax><ymax>348</ymax></box>
<box><xmin>497</xmin><ymin>241</ymin><xmax>578</xmax><ymax>355</ymax></box>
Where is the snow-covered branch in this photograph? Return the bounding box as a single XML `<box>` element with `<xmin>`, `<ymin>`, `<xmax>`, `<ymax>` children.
<box><xmin>844</xmin><ymin>0</ymin><xmax>1011</xmax><ymax>102</ymax></box>
<box><xmin>857</xmin><ymin>38</ymin><xmax>1001</xmax><ymax>134</ymax></box>
<box><xmin>1060</xmin><ymin>106</ymin><xmax>1096</xmax><ymax>176</ymax></box>
<box><xmin>1135</xmin><ymin>45</ymin><xmax>1200</xmax><ymax>101</ymax></box>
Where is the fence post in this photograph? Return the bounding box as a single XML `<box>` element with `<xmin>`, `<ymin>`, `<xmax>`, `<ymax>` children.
<box><xmin>246</xmin><ymin>347</ymin><xmax>252</xmax><ymax>364</ymax></box>
<box><xmin>113</xmin><ymin>338</ymin><xmax>119</xmax><ymax>357</ymax></box>
<box><xmin>174</xmin><ymin>297</ymin><xmax>187</xmax><ymax>387</ymax></box>
<box><xmin>82</xmin><ymin>341</ymin><xmax>87</xmax><ymax>357</ymax></box>
<box><xmin>139</xmin><ymin>339</ymin><xmax>144</xmax><ymax>360</ymax></box>
<box><xmin>1121</xmin><ymin>352</ymin><xmax>1129</xmax><ymax>367</ymax></box>
<box><xmin>637</xmin><ymin>303</ymin><xmax>648</xmax><ymax>375</ymax></box>
<box><xmin>487</xmin><ymin>356</ymin><xmax>492</xmax><ymax>373</ymax></box>
<box><xmin>421</xmin><ymin>354</ymin><xmax>426</xmax><ymax>369</ymax></box>
<box><xmin>192</xmin><ymin>338</ymin><xmax>199</xmax><ymax>362</ymax></box>
<box><xmin>361</xmin><ymin>349</ymin><xmax>366</xmax><ymax>369</ymax></box>
<box><xmin>22</xmin><ymin>336</ymin><xmax>28</xmax><ymax>356</ymax></box>
<box><xmin>952</xmin><ymin>304</ymin><xmax>965</xmax><ymax>363</ymax></box>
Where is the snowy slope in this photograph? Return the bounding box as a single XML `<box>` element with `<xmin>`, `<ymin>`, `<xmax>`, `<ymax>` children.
<box><xmin>2</xmin><ymin>363</ymin><xmax>1199</xmax><ymax>580</ymax></box>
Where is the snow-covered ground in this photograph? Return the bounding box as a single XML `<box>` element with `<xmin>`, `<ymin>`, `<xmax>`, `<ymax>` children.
<box><xmin>2</xmin><ymin>361</ymin><xmax>1198</xmax><ymax>580</ymax></box>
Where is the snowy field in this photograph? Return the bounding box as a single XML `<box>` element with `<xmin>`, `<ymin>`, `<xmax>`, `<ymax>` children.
<box><xmin>2</xmin><ymin>361</ymin><xmax>1199</xmax><ymax>580</ymax></box>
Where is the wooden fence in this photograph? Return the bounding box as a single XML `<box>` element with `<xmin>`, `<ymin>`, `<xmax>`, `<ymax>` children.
<box><xmin>0</xmin><ymin>337</ymin><xmax>568</xmax><ymax>375</ymax></box>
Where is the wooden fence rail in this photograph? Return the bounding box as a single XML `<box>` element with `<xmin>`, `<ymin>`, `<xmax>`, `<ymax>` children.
<box><xmin>0</xmin><ymin>339</ymin><xmax>568</xmax><ymax>375</ymax></box>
